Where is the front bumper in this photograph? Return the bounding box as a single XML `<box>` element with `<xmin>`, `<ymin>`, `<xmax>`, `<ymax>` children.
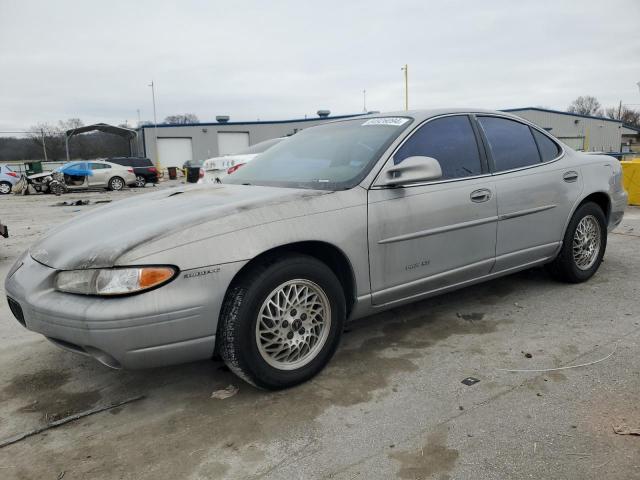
<box><xmin>5</xmin><ymin>253</ymin><xmax>245</xmax><ymax>369</ymax></box>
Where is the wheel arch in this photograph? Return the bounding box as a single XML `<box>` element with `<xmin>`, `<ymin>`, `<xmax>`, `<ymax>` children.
<box><xmin>575</xmin><ymin>191</ymin><xmax>611</xmax><ymax>222</ymax></box>
<box><xmin>224</xmin><ymin>240</ymin><xmax>357</xmax><ymax>317</ymax></box>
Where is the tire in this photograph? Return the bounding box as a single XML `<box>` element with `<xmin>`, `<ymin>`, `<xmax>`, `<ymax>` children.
<box><xmin>218</xmin><ymin>254</ymin><xmax>346</xmax><ymax>390</ymax></box>
<box><xmin>108</xmin><ymin>176</ymin><xmax>125</xmax><ymax>191</ymax></box>
<box><xmin>546</xmin><ymin>202</ymin><xmax>607</xmax><ymax>283</ymax></box>
<box><xmin>134</xmin><ymin>175</ymin><xmax>146</xmax><ymax>188</ymax></box>
<box><xmin>0</xmin><ymin>181</ymin><xmax>12</xmax><ymax>195</ymax></box>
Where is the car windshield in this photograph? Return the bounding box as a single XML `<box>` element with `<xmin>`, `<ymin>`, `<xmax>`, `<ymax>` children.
<box><xmin>224</xmin><ymin>117</ymin><xmax>411</xmax><ymax>189</ymax></box>
<box><xmin>234</xmin><ymin>137</ymin><xmax>284</xmax><ymax>155</ymax></box>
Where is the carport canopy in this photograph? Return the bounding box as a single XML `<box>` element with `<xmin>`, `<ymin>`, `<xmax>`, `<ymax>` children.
<box><xmin>65</xmin><ymin>123</ymin><xmax>137</xmax><ymax>162</ymax></box>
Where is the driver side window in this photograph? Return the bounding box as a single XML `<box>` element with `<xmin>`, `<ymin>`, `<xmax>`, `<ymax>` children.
<box><xmin>393</xmin><ymin>115</ymin><xmax>483</xmax><ymax>180</ymax></box>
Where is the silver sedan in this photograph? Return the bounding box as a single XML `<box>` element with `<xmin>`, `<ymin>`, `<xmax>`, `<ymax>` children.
<box><xmin>5</xmin><ymin>109</ymin><xmax>627</xmax><ymax>389</ymax></box>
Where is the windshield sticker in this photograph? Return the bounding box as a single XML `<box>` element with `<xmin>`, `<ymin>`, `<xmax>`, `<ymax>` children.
<box><xmin>362</xmin><ymin>117</ymin><xmax>409</xmax><ymax>127</ymax></box>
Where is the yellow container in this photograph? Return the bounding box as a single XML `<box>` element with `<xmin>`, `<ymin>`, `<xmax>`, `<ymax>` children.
<box><xmin>621</xmin><ymin>159</ymin><xmax>640</xmax><ymax>206</ymax></box>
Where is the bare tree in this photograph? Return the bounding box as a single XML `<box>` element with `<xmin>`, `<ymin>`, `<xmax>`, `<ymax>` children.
<box><xmin>567</xmin><ymin>96</ymin><xmax>603</xmax><ymax>117</ymax></box>
<box><xmin>605</xmin><ymin>105</ymin><xmax>640</xmax><ymax>128</ymax></box>
<box><xmin>163</xmin><ymin>113</ymin><xmax>199</xmax><ymax>124</ymax></box>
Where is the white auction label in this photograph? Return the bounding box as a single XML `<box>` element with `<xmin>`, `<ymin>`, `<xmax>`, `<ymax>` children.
<box><xmin>362</xmin><ymin>117</ymin><xmax>409</xmax><ymax>126</ymax></box>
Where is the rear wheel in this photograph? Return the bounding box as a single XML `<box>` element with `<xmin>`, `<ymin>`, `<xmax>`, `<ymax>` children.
<box><xmin>108</xmin><ymin>176</ymin><xmax>125</xmax><ymax>191</ymax></box>
<box><xmin>546</xmin><ymin>202</ymin><xmax>607</xmax><ymax>283</ymax></box>
<box><xmin>218</xmin><ymin>254</ymin><xmax>345</xmax><ymax>390</ymax></box>
<box><xmin>0</xmin><ymin>181</ymin><xmax>11</xmax><ymax>194</ymax></box>
<box><xmin>134</xmin><ymin>175</ymin><xmax>146</xmax><ymax>188</ymax></box>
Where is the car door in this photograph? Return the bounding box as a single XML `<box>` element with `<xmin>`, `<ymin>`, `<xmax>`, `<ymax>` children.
<box><xmin>368</xmin><ymin>114</ymin><xmax>498</xmax><ymax>306</ymax></box>
<box><xmin>62</xmin><ymin>162</ymin><xmax>89</xmax><ymax>189</ymax></box>
<box><xmin>476</xmin><ymin>115</ymin><xmax>582</xmax><ymax>271</ymax></box>
<box><xmin>88</xmin><ymin>162</ymin><xmax>110</xmax><ymax>187</ymax></box>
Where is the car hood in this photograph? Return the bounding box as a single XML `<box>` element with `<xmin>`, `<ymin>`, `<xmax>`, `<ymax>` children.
<box><xmin>203</xmin><ymin>154</ymin><xmax>256</xmax><ymax>169</ymax></box>
<box><xmin>30</xmin><ymin>183</ymin><xmax>333</xmax><ymax>270</ymax></box>
<box><xmin>28</xmin><ymin>171</ymin><xmax>54</xmax><ymax>180</ymax></box>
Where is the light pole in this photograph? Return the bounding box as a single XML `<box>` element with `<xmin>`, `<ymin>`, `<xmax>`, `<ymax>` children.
<box><xmin>363</xmin><ymin>89</ymin><xmax>367</xmax><ymax>113</ymax></box>
<box><xmin>401</xmin><ymin>64</ymin><xmax>408</xmax><ymax>111</ymax></box>
<box><xmin>148</xmin><ymin>81</ymin><xmax>160</xmax><ymax>171</ymax></box>
<box><xmin>41</xmin><ymin>129</ymin><xmax>48</xmax><ymax>162</ymax></box>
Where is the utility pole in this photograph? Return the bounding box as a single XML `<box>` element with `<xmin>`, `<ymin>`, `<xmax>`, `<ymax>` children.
<box><xmin>149</xmin><ymin>81</ymin><xmax>160</xmax><ymax>171</ymax></box>
<box><xmin>136</xmin><ymin>109</ymin><xmax>141</xmax><ymax>127</ymax></box>
<box><xmin>401</xmin><ymin>64</ymin><xmax>408</xmax><ymax>111</ymax></box>
<box><xmin>41</xmin><ymin>129</ymin><xmax>48</xmax><ymax>162</ymax></box>
<box><xmin>363</xmin><ymin>89</ymin><xmax>367</xmax><ymax>113</ymax></box>
<box><xmin>618</xmin><ymin>100</ymin><xmax>622</xmax><ymax>119</ymax></box>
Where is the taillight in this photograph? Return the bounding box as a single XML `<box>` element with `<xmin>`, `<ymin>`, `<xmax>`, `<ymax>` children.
<box><xmin>148</xmin><ymin>167</ymin><xmax>157</xmax><ymax>173</ymax></box>
<box><xmin>7</xmin><ymin>172</ymin><xmax>18</xmax><ymax>177</ymax></box>
<box><xmin>127</xmin><ymin>168</ymin><xmax>134</xmax><ymax>173</ymax></box>
<box><xmin>227</xmin><ymin>163</ymin><xmax>245</xmax><ymax>175</ymax></box>
<box><xmin>199</xmin><ymin>168</ymin><xmax>205</xmax><ymax>178</ymax></box>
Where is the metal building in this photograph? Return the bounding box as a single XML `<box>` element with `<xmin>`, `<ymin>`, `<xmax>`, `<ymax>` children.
<box><xmin>504</xmin><ymin>107</ymin><xmax>624</xmax><ymax>152</ymax></box>
<box><xmin>135</xmin><ymin>113</ymin><xmax>363</xmax><ymax>168</ymax></box>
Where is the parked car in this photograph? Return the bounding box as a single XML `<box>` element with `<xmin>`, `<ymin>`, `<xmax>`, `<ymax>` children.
<box><xmin>108</xmin><ymin>157</ymin><xmax>158</xmax><ymax>187</ymax></box>
<box><xmin>5</xmin><ymin>109</ymin><xmax>627</xmax><ymax>390</ymax></box>
<box><xmin>0</xmin><ymin>164</ymin><xmax>21</xmax><ymax>194</ymax></box>
<box><xmin>0</xmin><ymin>219</ymin><xmax>7</xmax><ymax>238</ymax></box>
<box><xmin>199</xmin><ymin>137</ymin><xmax>286</xmax><ymax>183</ymax></box>
<box><xmin>27</xmin><ymin>160</ymin><xmax>136</xmax><ymax>192</ymax></box>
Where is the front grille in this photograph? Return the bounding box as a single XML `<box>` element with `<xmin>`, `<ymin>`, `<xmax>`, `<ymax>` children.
<box><xmin>7</xmin><ymin>297</ymin><xmax>25</xmax><ymax>327</ymax></box>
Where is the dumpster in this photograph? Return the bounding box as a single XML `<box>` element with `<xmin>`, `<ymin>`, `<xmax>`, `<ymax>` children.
<box><xmin>186</xmin><ymin>166</ymin><xmax>202</xmax><ymax>183</ymax></box>
<box><xmin>167</xmin><ymin>166</ymin><xmax>177</xmax><ymax>180</ymax></box>
<box><xmin>25</xmin><ymin>161</ymin><xmax>43</xmax><ymax>175</ymax></box>
<box><xmin>621</xmin><ymin>159</ymin><xmax>640</xmax><ymax>206</ymax></box>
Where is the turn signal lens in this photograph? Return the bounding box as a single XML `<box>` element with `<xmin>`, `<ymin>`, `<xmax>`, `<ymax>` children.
<box><xmin>139</xmin><ymin>267</ymin><xmax>175</xmax><ymax>289</ymax></box>
<box><xmin>56</xmin><ymin>266</ymin><xmax>177</xmax><ymax>296</ymax></box>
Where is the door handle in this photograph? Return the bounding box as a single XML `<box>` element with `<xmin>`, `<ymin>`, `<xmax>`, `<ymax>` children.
<box><xmin>470</xmin><ymin>188</ymin><xmax>492</xmax><ymax>203</ymax></box>
<box><xmin>563</xmin><ymin>171</ymin><xmax>579</xmax><ymax>183</ymax></box>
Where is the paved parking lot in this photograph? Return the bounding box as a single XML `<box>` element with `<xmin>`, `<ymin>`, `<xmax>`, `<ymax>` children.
<box><xmin>0</xmin><ymin>186</ymin><xmax>639</xmax><ymax>480</ymax></box>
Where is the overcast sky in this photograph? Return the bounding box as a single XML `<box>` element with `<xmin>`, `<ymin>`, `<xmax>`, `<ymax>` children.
<box><xmin>1</xmin><ymin>0</ymin><xmax>639</xmax><ymax>131</ymax></box>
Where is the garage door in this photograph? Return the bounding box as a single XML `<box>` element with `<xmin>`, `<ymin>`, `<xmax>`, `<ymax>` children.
<box><xmin>157</xmin><ymin>138</ymin><xmax>193</xmax><ymax>168</ymax></box>
<box><xmin>218</xmin><ymin>132</ymin><xmax>249</xmax><ymax>155</ymax></box>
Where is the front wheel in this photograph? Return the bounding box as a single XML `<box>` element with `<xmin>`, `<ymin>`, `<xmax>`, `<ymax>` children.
<box><xmin>0</xmin><ymin>181</ymin><xmax>11</xmax><ymax>195</ymax></box>
<box><xmin>218</xmin><ymin>254</ymin><xmax>346</xmax><ymax>390</ymax></box>
<box><xmin>546</xmin><ymin>202</ymin><xmax>607</xmax><ymax>283</ymax></box>
<box><xmin>108</xmin><ymin>176</ymin><xmax>125</xmax><ymax>191</ymax></box>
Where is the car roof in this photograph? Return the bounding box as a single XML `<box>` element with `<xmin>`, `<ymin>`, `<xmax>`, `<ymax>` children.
<box><xmin>331</xmin><ymin>108</ymin><xmax>525</xmax><ymax>124</ymax></box>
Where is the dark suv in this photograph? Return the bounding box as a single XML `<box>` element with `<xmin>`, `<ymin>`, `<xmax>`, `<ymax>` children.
<box><xmin>108</xmin><ymin>157</ymin><xmax>158</xmax><ymax>187</ymax></box>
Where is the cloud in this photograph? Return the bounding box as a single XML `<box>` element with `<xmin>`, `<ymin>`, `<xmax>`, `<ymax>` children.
<box><xmin>1</xmin><ymin>0</ymin><xmax>639</xmax><ymax>130</ymax></box>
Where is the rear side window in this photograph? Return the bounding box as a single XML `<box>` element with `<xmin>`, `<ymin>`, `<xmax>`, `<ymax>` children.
<box><xmin>112</xmin><ymin>158</ymin><xmax>152</xmax><ymax>167</ymax></box>
<box><xmin>136</xmin><ymin>158</ymin><xmax>153</xmax><ymax>167</ymax></box>
<box><xmin>394</xmin><ymin>115</ymin><xmax>482</xmax><ymax>179</ymax></box>
<box><xmin>90</xmin><ymin>163</ymin><xmax>110</xmax><ymax>170</ymax></box>
<box><xmin>478</xmin><ymin>117</ymin><xmax>541</xmax><ymax>171</ymax></box>
<box><xmin>532</xmin><ymin>129</ymin><xmax>560</xmax><ymax>162</ymax></box>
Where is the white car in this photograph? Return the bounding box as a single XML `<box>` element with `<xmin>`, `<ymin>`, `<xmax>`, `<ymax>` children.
<box><xmin>200</xmin><ymin>137</ymin><xmax>286</xmax><ymax>183</ymax></box>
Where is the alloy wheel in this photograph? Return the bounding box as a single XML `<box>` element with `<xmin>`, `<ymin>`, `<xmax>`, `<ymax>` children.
<box><xmin>134</xmin><ymin>175</ymin><xmax>146</xmax><ymax>187</ymax></box>
<box><xmin>111</xmin><ymin>178</ymin><xmax>124</xmax><ymax>190</ymax></box>
<box><xmin>255</xmin><ymin>279</ymin><xmax>331</xmax><ymax>370</ymax></box>
<box><xmin>572</xmin><ymin>215</ymin><xmax>601</xmax><ymax>270</ymax></box>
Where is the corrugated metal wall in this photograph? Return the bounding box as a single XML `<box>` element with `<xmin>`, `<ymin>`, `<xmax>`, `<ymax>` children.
<box><xmin>508</xmin><ymin>109</ymin><xmax>623</xmax><ymax>152</ymax></box>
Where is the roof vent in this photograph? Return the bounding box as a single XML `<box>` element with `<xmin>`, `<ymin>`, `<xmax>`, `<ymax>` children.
<box><xmin>317</xmin><ymin>110</ymin><xmax>331</xmax><ymax>118</ymax></box>
<box><xmin>216</xmin><ymin>115</ymin><xmax>230</xmax><ymax>123</ymax></box>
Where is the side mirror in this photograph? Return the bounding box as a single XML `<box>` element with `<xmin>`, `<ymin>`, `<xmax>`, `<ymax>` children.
<box><xmin>379</xmin><ymin>156</ymin><xmax>443</xmax><ymax>187</ymax></box>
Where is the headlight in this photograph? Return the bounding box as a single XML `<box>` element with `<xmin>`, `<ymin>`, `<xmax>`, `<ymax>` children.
<box><xmin>55</xmin><ymin>266</ymin><xmax>177</xmax><ymax>296</ymax></box>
